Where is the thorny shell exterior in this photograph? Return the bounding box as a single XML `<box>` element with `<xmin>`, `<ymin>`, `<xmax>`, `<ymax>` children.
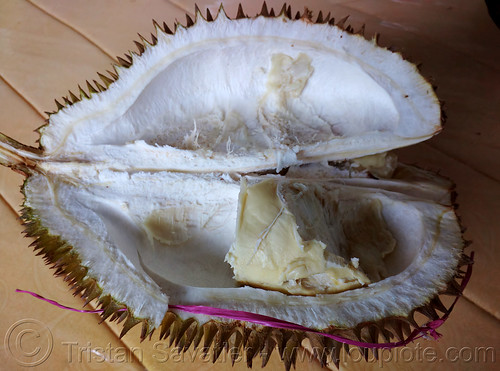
<box><xmin>0</xmin><ymin>3</ymin><xmax>470</xmax><ymax>369</ymax></box>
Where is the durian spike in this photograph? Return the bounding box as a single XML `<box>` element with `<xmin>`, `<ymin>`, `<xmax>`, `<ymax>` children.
<box><xmin>212</xmin><ymin>323</ymin><xmax>237</xmax><ymax>362</ymax></box>
<box><xmin>62</xmin><ymin>96</ymin><xmax>72</xmax><ymax>106</ymax></box>
<box><xmin>174</xmin><ymin>318</ymin><xmax>197</xmax><ymax>348</ymax></box>
<box><xmin>0</xmin><ymin>133</ymin><xmax>42</xmax><ymax>170</ymax></box>
<box><xmin>106</xmin><ymin>70</ymin><xmax>118</xmax><ymax>82</ymax></box>
<box><xmin>336</xmin><ymin>15</ymin><xmax>349</xmax><ymax>28</ymax></box>
<box><xmin>152</xmin><ymin>19</ymin><xmax>162</xmax><ymax>32</ymax></box>
<box><xmin>205</xmin><ymin>8</ymin><xmax>214</xmax><ymax>22</ymax></box>
<box><xmin>137</xmin><ymin>33</ymin><xmax>150</xmax><ymax>47</ymax></box>
<box><xmin>328</xmin><ymin>339</ymin><xmax>342</xmax><ymax>369</ymax></box>
<box><xmin>192</xmin><ymin>324</ymin><xmax>205</xmax><ymax>350</ymax></box>
<box><xmin>120</xmin><ymin>314</ymin><xmax>142</xmax><ymax>338</ymax></box>
<box><xmin>64</xmin><ymin>264</ymin><xmax>87</xmax><ymax>283</ymax></box>
<box><xmin>245</xmin><ymin>328</ymin><xmax>263</xmax><ymax>367</ymax></box>
<box><xmin>260</xmin><ymin>2</ymin><xmax>269</xmax><ymax>17</ymax></box>
<box><xmin>180</xmin><ymin>320</ymin><xmax>199</xmax><ymax>352</ymax></box>
<box><xmin>406</xmin><ymin>310</ymin><xmax>421</xmax><ymax>330</ymax></box>
<box><xmin>193</xmin><ymin>4</ymin><xmax>203</xmax><ymax>21</ymax></box>
<box><xmin>68</xmin><ymin>90</ymin><xmax>80</xmax><ymax>103</ymax></box>
<box><xmin>173</xmin><ymin>20</ymin><xmax>181</xmax><ymax>33</ymax></box>
<box><xmin>185</xmin><ymin>14</ymin><xmax>194</xmax><ymax>27</ymax></box>
<box><xmin>306</xmin><ymin>333</ymin><xmax>328</xmax><ymax>367</ymax></box>
<box><xmin>168</xmin><ymin>318</ymin><xmax>182</xmax><ymax>346</ymax></box>
<box><xmin>301</xmin><ymin>8</ymin><xmax>313</xmax><ymax>21</ymax></box>
<box><xmin>459</xmin><ymin>253</ymin><xmax>474</xmax><ymax>267</ymax></box>
<box><xmin>150</xmin><ymin>33</ymin><xmax>158</xmax><ymax>45</ymax></box>
<box><xmin>212</xmin><ymin>324</ymin><xmax>225</xmax><ymax>362</ymax></box>
<box><xmin>124</xmin><ymin>53</ymin><xmax>133</xmax><ymax>63</ymax></box>
<box><xmin>202</xmin><ymin>321</ymin><xmax>218</xmax><ymax>353</ymax></box>
<box><xmin>353</xmin><ymin>327</ymin><xmax>369</xmax><ymax>361</ymax></box>
<box><xmin>366</xmin><ymin>325</ymin><xmax>380</xmax><ymax>360</ymax></box>
<box><xmin>93</xmin><ymin>80</ymin><xmax>106</xmax><ymax>92</ymax></box>
<box><xmin>283</xmin><ymin>332</ymin><xmax>303</xmax><ymax>371</ymax></box>
<box><xmin>324</xmin><ymin>338</ymin><xmax>342</xmax><ymax>368</ymax></box>
<box><xmin>430</xmin><ymin>296</ymin><xmax>448</xmax><ymax>313</ymax></box>
<box><xmin>443</xmin><ymin>278</ymin><xmax>463</xmax><ymax>296</ymax></box>
<box><xmin>323</xmin><ymin>11</ymin><xmax>332</xmax><ymax>23</ymax></box>
<box><xmin>416</xmin><ymin>304</ymin><xmax>440</xmax><ymax>321</ymax></box>
<box><xmin>140</xmin><ymin>319</ymin><xmax>152</xmax><ymax>342</ymax></box>
<box><xmin>109</xmin><ymin>308</ymin><xmax>125</xmax><ymax>322</ymax></box>
<box><xmin>386</xmin><ymin>318</ymin><xmax>407</xmax><ymax>342</ymax></box>
<box><xmin>116</xmin><ymin>310</ymin><xmax>129</xmax><ymax>324</ymax></box>
<box><xmin>54</xmin><ymin>99</ymin><xmax>64</xmax><ymax>110</ymax></box>
<box><xmin>316</xmin><ymin>10</ymin><xmax>324</xmax><ymax>24</ymax></box>
<box><xmin>376</xmin><ymin>321</ymin><xmax>394</xmax><ymax>343</ymax></box>
<box><xmin>86</xmin><ymin>81</ymin><xmax>98</xmax><ymax>94</ymax></box>
<box><xmin>163</xmin><ymin>21</ymin><xmax>173</xmax><ymax>34</ymax></box>
<box><xmin>236</xmin><ymin>3</ymin><xmax>245</xmax><ymax>19</ymax></box>
<box><xmin>278</xmin><ymin>3</ymin><xmax>287</xmax><ymax>17</ymax></box>
<box><xmin>33</xmin><ymin>121</ymin><xmax>48</xmax><ymax>134</ymax></box>
<box><xmin>78</xmin><ymin>84</ymin><xmax>90</xmax><ymax>99</ymax></box>
<box><xmin>134</xmin><ymin>40</ymin><xmax>145</xmax><ymax>54</ymax></box>
<box><xmin>261</xmin><ymin>328</ymin><xmax>280</xmax><ymax>367</ymax></box>
<box><xmin>216</xmin><ymin>3</ymin><xmax>229</xmax><ymax>20</ymax></box>
<box><xmin>159</xmin><ymin>311</ymin><xmax>177</xmax><ymax>340</ymax></box>
<box><xmin>357</xmin><ymin>24</ymin><xmax>366</xmax><ymax>36</ymax></box>
<box><xmin>228</xmin><ymin>327</ymin><xmax>244</xmax><ymax>365</ymax></box>
<box><xmin>82</xmin><ymin>281</ymin><xmax>102</xmax><ymax>306</ymax></box>
<box><xmin>343</xmin><ymin>342</ymin><xmax>350</xmax><ymax>355</ymax></box>
<box><xmin>100</xmin><ymin>300</ymin><xmax>125</xmax><ymax>322</ymax></box>
<box><xmin>117</xmin><ymin>56</ymin><xmax>132</xmax><ymax>68</ymax></box>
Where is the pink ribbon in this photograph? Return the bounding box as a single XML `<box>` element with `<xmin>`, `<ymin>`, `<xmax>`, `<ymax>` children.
<box><xmin>16</xmin><ymin>251</ymin><xmax>473</xmax><ymax>349</ymax></box>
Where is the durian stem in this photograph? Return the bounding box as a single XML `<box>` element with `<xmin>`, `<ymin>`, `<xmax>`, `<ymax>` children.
<box><xmin>0</xmin><ymin>133</ymin><xmax>42</xmax><ymax>172</ymax></box>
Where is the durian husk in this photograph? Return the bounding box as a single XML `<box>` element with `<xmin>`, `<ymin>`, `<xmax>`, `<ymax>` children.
<box><xmin>20</xmin><ymin>196</ymin><xmax>472</xmax><ymax>369</ymax></box>
<box><xmin>6</xmin><ymin>3</ymin><xmax>472</xmax><ymax>370</ymax></box>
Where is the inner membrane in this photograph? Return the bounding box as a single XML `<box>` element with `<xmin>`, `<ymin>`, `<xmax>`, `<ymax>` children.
<box><xmin>89</xmin><ymin>39</ymin><xmax>399</xmax><ymax>154</ymax></box>
<box><xmin>31</xmin><ymin>166</ymin><xmax>436</xmax><ymax>296</ymax></box>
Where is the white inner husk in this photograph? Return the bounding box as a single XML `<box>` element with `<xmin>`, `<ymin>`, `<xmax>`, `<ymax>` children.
<box><xmin>25</xmin><ymin>166</ymin><xmax>462</xmax><ymax>329</ymax></box>
<box><xmin>22</xmin><ymin>13</ymin><xmax>462</xmax><ymax>329</ymax></box>
<box><xmin>40</xmin><ymin>13</ymin><xmax>439</xmax><ymax>172</ymax></box>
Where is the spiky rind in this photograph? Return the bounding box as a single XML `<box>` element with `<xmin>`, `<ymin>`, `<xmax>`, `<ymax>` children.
<box><xmin>19</xmin><ymin>183</ymin><xmax>472</xmax><ymax>368</ymax></box>
<box><xmin>18</xmin><ymin>167</ymin><xmax>471</xmax><ymax>370</ymax></box>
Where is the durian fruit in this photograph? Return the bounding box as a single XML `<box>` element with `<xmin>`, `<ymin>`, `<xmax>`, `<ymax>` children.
<box><xmin>0</xmin><ymin>3</ymin><xmax>471</xmax><ymax>369</ymax></box>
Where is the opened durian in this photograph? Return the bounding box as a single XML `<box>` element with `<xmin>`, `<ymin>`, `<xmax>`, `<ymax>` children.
<box><xmin>0</xmin><ymin>3</ymin><xmax>471</xmax><ymax>369</ymax></box>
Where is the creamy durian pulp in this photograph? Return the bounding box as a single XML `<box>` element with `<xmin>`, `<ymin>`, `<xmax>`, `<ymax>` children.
<box><xmin>226</xmin><ymin>177</ymin><xmax>398</xmax><ymax>295</ymax></box>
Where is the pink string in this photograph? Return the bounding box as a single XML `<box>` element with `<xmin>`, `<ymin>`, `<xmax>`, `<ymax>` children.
<box><xmin>16</xmin><ymin>252</ymin><xmax>473</xmax><ymax>350</ymax></box>
<box><xmin>16</xmin><ymin>290</ymin><xmax>106</xmax><ymax>313</ymax></box>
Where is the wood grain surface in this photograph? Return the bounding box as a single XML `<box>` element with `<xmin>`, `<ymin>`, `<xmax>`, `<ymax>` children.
<box><xmin>0</xmin><ymin>0</ymin><xmax>499</xmax><ymax>370</ymax></box>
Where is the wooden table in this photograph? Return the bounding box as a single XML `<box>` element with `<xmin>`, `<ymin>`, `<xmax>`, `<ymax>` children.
<box><xmin>1</xmin><ymin>1</ymin><xmax>498</xmax><ymax>369</ymax></box>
